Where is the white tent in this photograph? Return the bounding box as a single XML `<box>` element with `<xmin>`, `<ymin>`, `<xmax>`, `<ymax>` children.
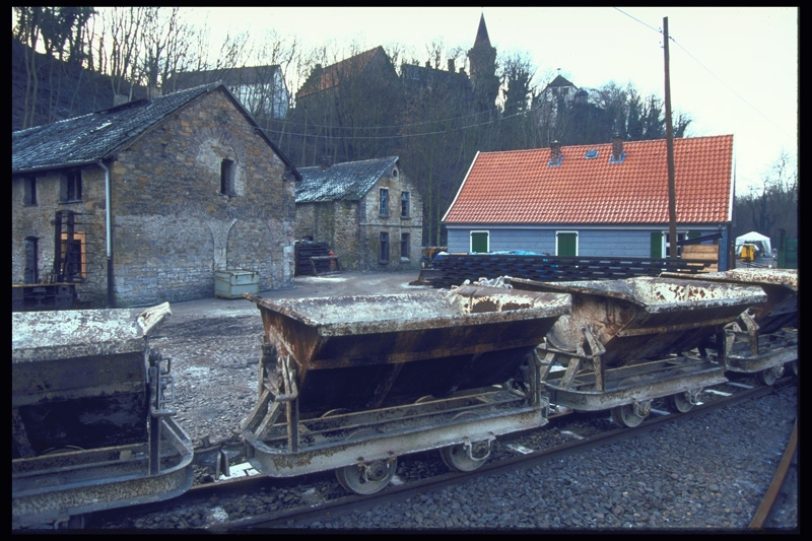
<box><xmin>735</xmin><ymin>231</ymin><xmax>772</xmax><ymax>255</ymax></box>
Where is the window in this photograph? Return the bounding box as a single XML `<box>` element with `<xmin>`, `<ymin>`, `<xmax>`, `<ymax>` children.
<box><xmin>60</xmin><ymin>231</ymin><xmax>86</xmax><ymax>280</ymax></box>
<box><xmin>23</xmin><ymin>176</ymin><xmax>37</xmax><ymax>206</ymax></box>
<box><xmin>401</xmin><ymin>232</ymin><xmax>410</xmax><ymax>260</ymax></box>
<box><xmin>379</xmin><ymin>232</ymin><xmax>390</xmax><ymax>263</ymax></box>
<box><xmin>401</xmin><ymin>191</ymin><xmax>410</xmax><ymax>218</ymax></box>
<box><xmin>60</xmin><ymin>170</ymin><xmax>82</xmax><ymax>202</ymax></box>
<box><xmin>470</xmin><ymin>231</ymin><xmax>489</xmax><ymax>254</ymax></box>
<box><xmin>24</xmin><ymin>237</ymin><xmax>38</xmax><ymax>284</ymax></box>
<box><xmin>556</xmin><ymin>231</ymin><xmax>578</xmax><ymax>256</ymax></box>
<box><xmin>220</xmin><ymin>159</ymin><xmax>235</xmax><ymax>196</ymax></box>
<box><xmin>379</xmin><ymin>188</ymin><xmax>389</xmax><ymax>217</ymax></box>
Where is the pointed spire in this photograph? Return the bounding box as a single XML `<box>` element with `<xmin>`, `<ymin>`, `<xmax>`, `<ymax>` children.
<box><xmin>474</xmin><ymin>13</ymin><xmax>491</xmax><ymax>47</ymax></box>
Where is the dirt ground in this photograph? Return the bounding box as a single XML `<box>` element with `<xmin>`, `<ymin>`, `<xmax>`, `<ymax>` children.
<box><xmin>150</xmin><ymin>271</ymin><xmax>431</xmax><ymax>447</ymax></box>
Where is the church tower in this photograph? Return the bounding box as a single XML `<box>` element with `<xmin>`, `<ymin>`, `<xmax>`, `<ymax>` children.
<box><xmin>467</xmin><ymin>13</ymin><xmax>499</xmax><ymax>112</ymax></box>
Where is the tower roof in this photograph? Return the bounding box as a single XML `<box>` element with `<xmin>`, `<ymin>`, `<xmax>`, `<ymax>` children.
<box><xmin>474</xmin><ymin>13</ymin><xmax>491</xmax><ymax>47</ymax></box>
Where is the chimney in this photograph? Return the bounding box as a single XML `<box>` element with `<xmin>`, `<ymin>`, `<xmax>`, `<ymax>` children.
<box><xmin>550</xmin><ymin>140</ymin><xmax>562</xmax><ymax>162</ymax></box>
<box><xmin>312</xmin><ymin>63</ymin><xmax>322</xmax><ymax>77</ymax></box>
<box><xmin>425</xmin><ymin>60</ymin><xmax>431</xmax><ymax>68</ymax></box>
<box><xmin>611</xmin><ymin>136</ymin><xmax>624</xmax><ymax>162</ymax></box>
<box><xmin>459</xmin><ymin>67</ymin><xmax>467</xmax><ymax>77</ymax></box>
<box><xmin>448</xmin><ymin>58</ymin><xmax>455</xmax><ymax>72</ymax></box>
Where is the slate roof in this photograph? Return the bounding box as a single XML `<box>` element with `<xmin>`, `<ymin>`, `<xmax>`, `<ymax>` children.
<box><xmin>442</xmin><ymin>135</ymin><xmax>734</xmax><ymax>225</ymax></box>
<box><xmin>401</xmin><ymin>63</ymin><xmax>470</xmax><ymax>91</ymax></box>
<box><xmin>545</xmin><ymin>74</ymin><xmax>576</xmax><ymax>89</ymax></box>
<box><xmin>12</xmin><ymin>83</ymin><xmax>300</xmax><ymax>179</ymax></box>
<box><xmin>166</xmin><ymin>65</ymin><xmax>282</xmax><ymax>90</ymax></box>
<box><xmin>296</xmin><ymin>156</ymin><xmax>399</xmax><ymax>203</ymax></box>
<box><xmin>473</xmin><ymin>13</ymin><xmax>492</xmax><ymax>48</ymax></box>
<box><xmin>297</xmin><ymin>46</ymin><xmax>388</xmax><ymax>99</ymax></box>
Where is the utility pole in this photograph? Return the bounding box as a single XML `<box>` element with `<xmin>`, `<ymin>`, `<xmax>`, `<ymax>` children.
<box><xmin>663</xmin><ymin>16</ymin><xmax>679</xmax><ymax>259</ymax></box>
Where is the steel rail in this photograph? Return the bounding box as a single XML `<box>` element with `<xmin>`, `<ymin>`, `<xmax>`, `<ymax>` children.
<box><xmin>208</xmin><ymin>381</ymin><xmax>780</xmax><ymax>531</ymax></box>
<box><xmin>748</xmin><ymin>417</ymin><xmax>798</xmax><ymax>529</ymax></box>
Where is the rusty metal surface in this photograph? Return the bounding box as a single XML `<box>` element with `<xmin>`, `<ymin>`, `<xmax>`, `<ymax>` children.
<box><xmin>661</xmin><ymin>268</ymin><xmax>797</xmax><ymax>292</ymax></box>
<box><xmin>247</xmin><ymin>288</ymin><xmax>570</xmax><ymax>414</ymax></box>
<box><xmin>507</xmin><ymin>276</ymin><xmax>766</xmax><ymax>366</ymax></box>
<box><xmin>660</xmin><ymin>269</ymin><xmax>798</xmax><ymax>333</ymax></box>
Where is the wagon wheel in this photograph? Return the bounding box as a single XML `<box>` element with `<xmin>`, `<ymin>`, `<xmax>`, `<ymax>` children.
<box><xmin>42</xmin><ymin>444</ymin><xmax>84</xmax><ymax>456</ymax></box>
<box><xmin>610</xmin><ymin>402</ymin><xmax>649</xmax><ymax>428</ymax></box>
<box><xmin>335</xmin><ymin>458</ymin><xmax>398</xmax><ymax>495</ymax></box>
<box><xmin>440</xmin><ymin>439</ymin><xmax>491</xmax><ymax>472</ymax></box>
<box><xmin>758</xmin><ymin>365</ymin><xmax>784</xmax><ymax>386</ymax></box>
<box><xmin>668</xmin><ymin>389</ymin><xmax>701</xmax><ymax>413</ymax></box>
<box><xmin>320</xmin><ymin>408</ymin><xmax>350</xmax><ymax>418</ymax></box>
<box><xmin>438</xmin><ymin>411</ymin><xmax>491</xmax><ymax>472</ymax></box>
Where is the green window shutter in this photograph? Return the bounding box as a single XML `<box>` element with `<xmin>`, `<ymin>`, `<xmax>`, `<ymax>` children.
<box><xmin>650</xmin><ymin>232</ymin><xmax>663</xmax><ymax>258</ymax></box>
<box><xmin>557</xmin><ymin>232</ymin><xmax>577</xmax><ymax>256</ymax></box>
<box><xmin>471</xmin><ymin>232</ymin><xmax>489</xmax><ymax>253</ymax></box>
<box><xmin>688</xmin><ymin>230</ymin><xmax>701</xmax><ymax>240</ymax></box>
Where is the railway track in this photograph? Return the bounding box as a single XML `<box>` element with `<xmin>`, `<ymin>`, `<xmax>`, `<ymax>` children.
<box><xmin>83</xmin><ymin>376</ymin><xmax>792</xmax><ymax>531</ymax></box>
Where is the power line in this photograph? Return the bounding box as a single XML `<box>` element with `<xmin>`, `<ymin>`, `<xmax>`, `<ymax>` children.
<box><xmin>613</xmin><ymin>7</ymin><xmax>793</xmax><ymax>140</ymax></box>
<box><xmin>273</xmin><ymin>106</ymin><xmax>497</xmax><ymax>132</ymax></box>
<box><xmin>256</xmin><ymin>110</ymin><xmax>531</xmax><ymax>141</ymax></box>
<box><xmin>613</xmin><ymin>7</ymin><xmax>661</xmax><ymax>35</ymax></box>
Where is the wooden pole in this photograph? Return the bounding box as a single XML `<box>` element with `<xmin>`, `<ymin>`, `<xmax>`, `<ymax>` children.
<box><xmin>663</xmin><ymin>17</ymin><xmax>679</xmax><ymax>259</ymax></box>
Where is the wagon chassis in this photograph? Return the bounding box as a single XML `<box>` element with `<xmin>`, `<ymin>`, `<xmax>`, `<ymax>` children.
<box><xmin>722</xmin><ymin>311</ymin><xmax>798</xmax><ymax>382</ymax></box>
<box><xmin>534</xmin><ymin>327</ymin><xmax>728</xmax><ymax>422</ymax></box>
<box><xmin>242</xmin><ymin>343</ymin><xmax>548</xmax><ymax>484</ymax></box>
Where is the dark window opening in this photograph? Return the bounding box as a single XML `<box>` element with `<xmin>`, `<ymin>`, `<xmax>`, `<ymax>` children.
<box><xmin>401</xmin><ymin>191</ymin><xmax>410</xmax><ymax>217</ymax></box>
<box><xmin>221</xmin><ymin>159</ymin><xmax>236</xmax><ymax>196</ymax></box>
<box><xmin>60</xmin><ymin>170</ymin><xmax>82</xmax><ymax>202</ymax></box>
<box><xmin>379</xmin><ymin>232</ymin><xmax>390</xmax><ymax>263</ymax></box>
<box><xmin>24</xmin><ymin>176</ymin><xmax>37</xmax><ymax>206</ymax></box>
<box><xmin>379</xmin><ymin>188</ymin><xmax>389</xmax><ymax>217</ymax></box>
<box><xmin>24</xmin><ymin>237</ymin><xmax>38</xmax><ymax>284</ymax></box>
<box><xmin>401</xmin><ymin>233</ymin><xmax>410</xmax><ymax>259</ymax></box>
<box><xmin>60</xmin><ymin>237</ymin><xmax>84</xmax><ymax>280</ymax></box>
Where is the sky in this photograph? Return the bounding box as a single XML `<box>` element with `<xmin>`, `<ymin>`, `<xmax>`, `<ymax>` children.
<box><xmin>173</xmin><ymin>7</ymin><xmax>798</xmax><ymax>195</ymax></box>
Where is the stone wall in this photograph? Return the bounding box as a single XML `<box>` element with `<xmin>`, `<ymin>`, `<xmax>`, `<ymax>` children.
<box><xmin>109</xmin><ymin>89</ymin><xmax>295</xmax><ymax>305</ymax></box>
<box><xmin>360</xmin><ymin>165</ymin><xmax>423</xmax><ymax>270</ymax></box>
<box><xmin>12</xmin><ymin>88</ymin><xmax>296</xmax><ymax>307</ymax></box>
<box><xmin>11</xmin><ymin>167</ymin><xmax>110</xmax><ymax>306</ymax></box>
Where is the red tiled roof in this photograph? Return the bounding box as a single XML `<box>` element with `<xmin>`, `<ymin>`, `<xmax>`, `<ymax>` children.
<box><xmin>297</xmin><ymin>46</ymin><xmax>385</xmax><ymax>99</ymax></box>
<box><xmin>443</xmin><ymin>135</ymin><xmax>733</xmax><ymax>225</ymax></box>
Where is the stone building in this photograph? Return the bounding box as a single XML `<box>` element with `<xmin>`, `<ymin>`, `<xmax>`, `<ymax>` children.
<box><xmin>295</xmin><ymin>156</ymin><xmax>423</xmax><ymax>270</ymax></box>
<box><xmin>12</xmin><ymin>83</ymin><xmax>301</xmax><ymax>307</ymax></box>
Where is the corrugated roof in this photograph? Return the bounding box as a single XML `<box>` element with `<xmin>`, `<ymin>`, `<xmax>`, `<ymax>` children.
<box><xmin>296</xmin><ymin>156</ymin><xmax>399</xmax><ymax>203</ymax></box>
<box><xmin>12</xmin><ymin>83</ymin><xmax>300</xmax><ymax>179</ymax></box>
<box><xmin>443</xmin><ymin>135</ymin><xmax>733</xmax><ymax>225</ymax></box>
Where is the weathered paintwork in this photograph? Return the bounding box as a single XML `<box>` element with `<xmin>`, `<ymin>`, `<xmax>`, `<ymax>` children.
<box><xmin>507</xmin><ymin>276</ymin><xmax>767</xmax><ymax>366</ymax></box>
<box><xmin>247</xmin><ymin>287</ymin><xmax>571</xmax><ymax>414</ymax></box>
<box><xmin>661</xmin><ymin>269</ymin><xmax>797</xmax><ymax>334</ymax></box>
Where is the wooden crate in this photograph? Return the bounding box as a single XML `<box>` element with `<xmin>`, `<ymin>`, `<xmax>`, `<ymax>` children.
<box><xmin>682</xmin><ymin>244</ymin><xmax>718</xmax><ymax>272</ymax></box>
